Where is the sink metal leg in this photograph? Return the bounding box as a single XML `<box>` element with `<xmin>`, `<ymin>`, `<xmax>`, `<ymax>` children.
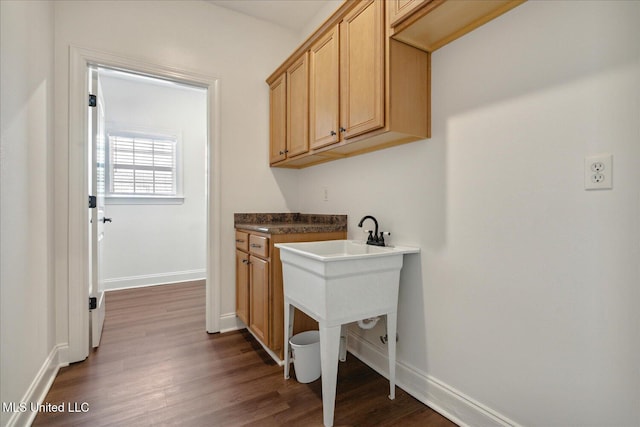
<box><xmin>386</xmin><ymin>311</ymin><xmax>397</xmax><ymax>400</ymax></box>
<box><xmin>283</xmin><ymin>300</ymin><xmax>295</xmax><ymax>379</ymax></box>
<box><xmin>319</xmin><ymin>324</ymin><xmax>341</xmax><ymax>427</ymax></box>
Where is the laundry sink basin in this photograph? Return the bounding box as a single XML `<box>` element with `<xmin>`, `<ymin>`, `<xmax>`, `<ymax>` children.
<box><xmin>276</xmin><ymin>240</ymin><xmax>418</xmax><ymax>324</ymax></box>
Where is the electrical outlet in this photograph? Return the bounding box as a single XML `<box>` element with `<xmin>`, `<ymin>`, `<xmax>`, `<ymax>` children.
<box><xmin>323</xmin><ymin>187</ymin><xmax>329</xmax><ymax>202</ymax></box>
<box><xmin>584</xmin><ymin>154</ymin><xmax>612</xmax><ymax>190</ymax></box>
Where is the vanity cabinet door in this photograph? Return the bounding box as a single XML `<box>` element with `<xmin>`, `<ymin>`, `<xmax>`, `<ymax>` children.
<box><xmin>340</xmin><ymin>0</ymin><xmax>384</xmax><ymax>139</ymax></box>
<box><xmin>309</xmin><ymin>25</ymin><xmax>340</xmax><ymax>150</ymax></box>
<box><xmin>235</xmin><ymin>250</ymin><xmax>250</xmax><ymax>325</ymax></box>
<box><xmin>249</xmin><ymin>256</ymin><xmax>270</xmax><ymax>345</ymax></box>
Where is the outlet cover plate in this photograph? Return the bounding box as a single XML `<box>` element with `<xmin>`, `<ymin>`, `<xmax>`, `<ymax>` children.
<box><xmin>584</xmin><ymin>154</ymin><xmax>612</xmax><ymax>190</ymax></box>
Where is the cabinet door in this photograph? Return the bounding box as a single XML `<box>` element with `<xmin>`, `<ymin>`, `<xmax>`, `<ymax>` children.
<box><xmin>235</xmin><ymin>250</ymin><xmax>249</xmax><ymax>325</ymax></box>
<box><xmin>340</xmin><ymin>0</ymin><xmax>385</xmax><ymax>139</ymax></box>
<box><xmin>269</xmin><ymin>73</ymin><xmax>287</xmax><ymax>164</ymax></box>
<box><xmin>287</xmin><ymin>53</ymin><xmax>309</xmax><ymax>158</ymax></box>
<box><xmin>249</xmin><ymin>256</ymin><xmax>269</xmax><ymax>344</ymax></box>
<box><xmin>388</xmin><ymin>0</ymin><xmax>430</xmax><ymax>27</ymax></box>
<box><xmin>309</xmin><ymin>25</ymin><xmax>340</xmax><ymax>150</ymax></box>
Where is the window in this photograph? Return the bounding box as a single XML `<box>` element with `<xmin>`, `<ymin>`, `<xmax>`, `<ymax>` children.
<box><xmin>107</xmin><ymin>132</ymin><xmax>182</xmax><ymax>200</ymax></box>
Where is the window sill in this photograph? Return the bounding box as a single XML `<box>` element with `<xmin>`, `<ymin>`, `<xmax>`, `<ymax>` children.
<box><xmin>105</xmin><ymin>196</ymin><xmax>185</xmax><ymax>205</ymax></box>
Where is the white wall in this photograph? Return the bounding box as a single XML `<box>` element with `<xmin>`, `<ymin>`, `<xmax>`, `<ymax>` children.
<box><xmin>0</xmin><ymin>1</ymin><xmax>58</xmax><ymax>426</ymax></box>
<box><xmin>297</xmin><ymin>0</ymin><xmax>343</xmax><ymax>41</ymax></box>
<box><xmin>53</xmin><ymin>0</ymin><xmax>301</xmax><ymax>348</ymax></box>
<box><xmin>99</xmin><ymin>73</ymin><xmax>207</xmax><ymax>289</ymax></box>
<box><xmin>297</xmin><ymin>1</ymin><xmax>640</xmax><ymax>426</ymax></box>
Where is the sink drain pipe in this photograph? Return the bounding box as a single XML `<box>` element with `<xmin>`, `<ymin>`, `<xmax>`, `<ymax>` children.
<box><xmin>357</xmin><ymin>316</ymin><xmax>380</xmax><ymax>330</ymax></box>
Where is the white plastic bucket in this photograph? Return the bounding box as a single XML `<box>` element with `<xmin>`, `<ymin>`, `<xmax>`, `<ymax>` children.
<box><xmin>289</xmin><ymin>330</ymin><xmax>321</xmax><ymax>383</ymax></box>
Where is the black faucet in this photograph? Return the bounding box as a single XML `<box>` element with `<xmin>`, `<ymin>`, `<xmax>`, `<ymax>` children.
<box><xmin>358</xmin><ymin>215</ymin><xmax>388</xmax><ymax>246</ymax></box>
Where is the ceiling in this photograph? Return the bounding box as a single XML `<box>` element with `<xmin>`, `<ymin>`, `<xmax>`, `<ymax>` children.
<box><xmin>206</xmin><ymin>0</ymin><xmax>330</xmax><ymax>33</ymax></box>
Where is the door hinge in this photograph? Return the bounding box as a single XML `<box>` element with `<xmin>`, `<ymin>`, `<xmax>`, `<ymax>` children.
<box><xmin>89</xmin><ymin>195</ymin><xmax>97</xmax><ymax>208</ymax></box>
<box><xmin>89</xmin><ymin>297</ymin><xmax>97</xmax><ymax>310</ymax></box>
<box><xmin>89</xmin><ymin>94</ymin><xmax>97</xmax><ymax>107</ymax></box>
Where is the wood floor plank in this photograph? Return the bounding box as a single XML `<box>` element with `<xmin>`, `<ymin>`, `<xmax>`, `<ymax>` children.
<box><xmin>34</xmin><ymin>281</ymin><xmax>457</xmax><ymax>426</ymax></box>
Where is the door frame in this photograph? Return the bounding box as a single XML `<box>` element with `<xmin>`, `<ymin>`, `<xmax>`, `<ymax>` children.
<box><xmin>67</xmin><ymin>45</ymin><xmax>221</xmax><ymax>363</ymax></box>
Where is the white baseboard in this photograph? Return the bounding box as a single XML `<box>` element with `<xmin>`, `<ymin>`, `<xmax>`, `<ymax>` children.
<box><xmin>346</xmin><ymin>332</ymin><xmax>521</xmax><ymax>427</ymax></box>
<box><xmin>5</xmin><ymin>344</ymin><xmax>68</xmax><ymax>427</ymax></box>
<box><xmin>103</xmin><ymin>269</ymin><xmax>205</xmax><ymax>291</ymax></box>
<box><xmin>219</xmin><ymin>312</ymin><xmax>244</xmax><ymax>333</ymax></box>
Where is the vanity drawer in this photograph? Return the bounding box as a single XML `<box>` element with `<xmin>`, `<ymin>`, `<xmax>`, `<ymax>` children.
<box><xmin>235</xmin><ymin>231</ymin><xmax>249</xmax><ymax>251</ymax></box>
<box><xmin>249</xmin><ymin>235</ymin><xmax>269</xmax><ymax>258</ymax></box>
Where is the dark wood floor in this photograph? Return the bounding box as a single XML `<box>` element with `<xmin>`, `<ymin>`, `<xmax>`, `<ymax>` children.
<box><xmin>34</xmin><ymin>281</ymin><xmax>456</xmax><ymax>426</ymax></box>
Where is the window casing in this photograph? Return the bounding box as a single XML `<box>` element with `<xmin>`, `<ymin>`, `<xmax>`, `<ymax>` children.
<box><xmin>106</xmin><ymin>132</ymin><xmax>182</xmax><ymax>202</ymax></box>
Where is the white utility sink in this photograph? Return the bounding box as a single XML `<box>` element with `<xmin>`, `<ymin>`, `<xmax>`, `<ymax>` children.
<box><xmin>276</xmin><ymin>239</ymin><xmax>419</xmax><ymax>427</ymax></box>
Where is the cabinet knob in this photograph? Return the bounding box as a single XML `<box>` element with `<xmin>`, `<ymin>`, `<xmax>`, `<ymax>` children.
<box><xmin>279</xmin><ymin>150</ymin><xmax>284</xmax><ymax>155</ymax></box>
<box><xmin>330</xmin><ymin>130</ymin><xmax>336</xmax><ymax>136</ymax></box>
<box><xmin>340</xmin><ymin>127</ymin><xmax>346</xmax><ymax>133</ymax></box>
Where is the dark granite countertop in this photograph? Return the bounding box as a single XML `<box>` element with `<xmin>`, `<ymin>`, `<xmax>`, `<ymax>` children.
<box><xmin>234</xmin><ymin>213</ymin><xmax>347</xmax><ymax>235</ymax></box>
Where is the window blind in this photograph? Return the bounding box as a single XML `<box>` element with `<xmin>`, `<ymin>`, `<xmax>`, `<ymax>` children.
<box><xmin>108</xmin><ymin>134</ymin><xmax>177</xmax><ymax>196</ymax></box>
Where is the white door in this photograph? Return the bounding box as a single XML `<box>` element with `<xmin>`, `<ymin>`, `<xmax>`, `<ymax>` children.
<box><xmin>89</xmin><ymin>66</ymin><xmax>107</xmax><ymax>348</ymax></box>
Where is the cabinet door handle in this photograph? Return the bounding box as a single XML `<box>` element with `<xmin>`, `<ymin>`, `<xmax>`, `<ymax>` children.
<box><xmin>279</xmin><ymin>150</ymin><xmax>284</xmax><ymax>155</ymax></box>
<box><xmin>330</xmin><ymin>130</ymin><xmax>336</xmax><ymax>136</ymax></box>
<box><xmin>340</xmin><ymin>127</ymin><xmax>346</xmax><ymax>133</ymax></box>
<box><xmin>236</xmin><ymin>239</ymin><xmax>245</xmax><ymax>243</ymax></box>
<box><xmin>242</xmin><ymin>259</ymin><xmax>251</xmax><ymax>265</ymax></box>
<box><xmin>250</xmin><ymin>244</ymin><xmax>262</xmax><ymax>248</ymax></box>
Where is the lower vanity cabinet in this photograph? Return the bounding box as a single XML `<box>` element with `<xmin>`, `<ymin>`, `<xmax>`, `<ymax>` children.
<box><xmin>235</xmin><ymin>228</ymin><xmax>346</xmax><ymax>361</ymax></box>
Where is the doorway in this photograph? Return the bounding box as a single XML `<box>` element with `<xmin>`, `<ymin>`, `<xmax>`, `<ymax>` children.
<box><xmin>68</xmin><ymin>46</ymin><xmax>221</xmax><ymax>363</ymax></box>
<box><xmin>96</xmin><ymin>67</ymin><xmax>208</xmax><ymax>290</ymax></box>
<box><xmin>89</xmin><ymin>66</ymin><xmax>208</xmax><ymax>346</ymax></box>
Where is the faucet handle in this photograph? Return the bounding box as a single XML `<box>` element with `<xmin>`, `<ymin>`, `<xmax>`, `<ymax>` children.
<box><xmin>364</xmin><ymin>229</ymin><xmax>375</xmax><ymax>243</ymax></box>
<box><xmin>379</xmin><ymin>231</ymin><xmax>390</xmax><ymax>246</ymax></box>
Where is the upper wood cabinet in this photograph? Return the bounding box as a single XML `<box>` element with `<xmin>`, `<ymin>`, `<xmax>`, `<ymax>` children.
<box><xmin>286</xmin><ymin>53</ymin><xmax>309</xmax><ymax>158</ymax></box>
<box><xmin>389</xmin><ymin>0</ymin><xmax>525</xmax><ymax>51</ymax></box>
<box><xmin>309</xmin><ymin>0</ymin><xmax>385</xmax><ymax>149</ymax></box>
<box><xmin>309</xmin><ymin>25</ymin><xmax>340</xmax><ymax>150</ymax></box>
<box><xmin>268</xmin><ymin>74</ymin><xmax>287</xmax><ymax>164</ymax></box>
<box><xmin>340</xmin><ymin>0</ymin><xmax>385</xmax><ymax>139</ymax></box>
<box><xmin>267</xmin><ymin>0</ymin><xmax>524</xmax><ymax>168</ymax></box>
<box><xmin>269</xmin><ymin>56</ymin><xmax>310</xmax><ymax>165</ymax></box>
